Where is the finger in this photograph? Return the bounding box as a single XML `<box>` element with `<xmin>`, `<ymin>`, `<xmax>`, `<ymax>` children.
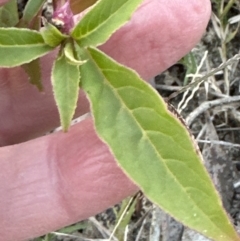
<box><xmin>0</xmin><ymin>0</ymin><xmax>8</xmax><ymax>6</ymax></box>
<box><xmin>0</xmin><ymin>0</ymin><xmax>211</xmax><ymax>145</ymax></box>
<box><xmin>100</xmin><ymin>0</ymin><xmax>211</xmax><ymax>79</ymax></box>
<box><xmin>0</xmin><ymin>59</ymin><xmax>90</xmax><ymax>146</ymax></box>
<box><xmin>0</xmin><ymin>118</ymin><xmax>138</xmax><ymax>241</ymax></box>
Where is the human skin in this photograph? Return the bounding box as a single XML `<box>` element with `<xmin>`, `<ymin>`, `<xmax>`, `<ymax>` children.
<box><xmin>0</xmin><ymin>0</ymin><xmax>211</xmax><ymax>240</ymax></box>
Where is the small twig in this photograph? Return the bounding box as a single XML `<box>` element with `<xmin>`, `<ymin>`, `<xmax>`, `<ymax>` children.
<box><xmin>178</xmin><ymin>51</ymin><xmax>208</xmax><ymax>112</ymax></box>
<box><xmin>50</xmin><ymin>231</ymin><xmax>109</xmax><ymax>241</ymax></box>
<box><xmin>109</xmin><ymin>195</ymin><xmax>137</xmax><ymax>241</ymax></box>
<box><xmin>89</xmin><ymin>217</ymin><xmax>117</xmax><ymax>240</ymax></box>
<box><xmin>208</xmin><ymin>90</ymin><xmax>228</xmax><ymax>98</ymax></box>
<box><xmin>233</xmin><ymin>180</ymin><xmax>240</xmax><ymax>189</ymax></box>
<box><xmin>135</xmin><ymin>215</ymin><xmax>147</xmax><ymax>241</ymax></box>
<box><xmin>149</xmin><ymin>206</ymin><xmax>162</xmax><ymax>241</ymax></box>
<box><xmin>197</xmin><ymin>140</ymin><xmax>240</xmax><ymax>148</ymax></box>
<box><xmin>186</xmin><ymin>96</ymin><xmax>240</xmax><ymax>126</ymax></box>
<box><xmin>217</xmin><ymin>127</ymin><xmax>240</xmax><ymax>131</ymax></box>
<box><xmin>155</xmin><ymin>84</ymin><xmax>181</xmax><ymax>91</ymax></box>
<box><xmin>167</xmin><ymin>53</ymin><xmax>240</xmax><ymax>101</ymax></box>
<box><xmin>124</xmin><ymin>225</ymin><xmax>129</xmax><ymax>241</ymax></box>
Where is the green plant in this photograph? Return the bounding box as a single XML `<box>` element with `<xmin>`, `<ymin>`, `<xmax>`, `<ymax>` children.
<box><xmin>0</xmin><ymin>0</ymin><xmax>239</xmax><ymax>241</ymax></box>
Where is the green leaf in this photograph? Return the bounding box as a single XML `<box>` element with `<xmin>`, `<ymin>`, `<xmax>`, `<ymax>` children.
<box><xmin>114</xmin><ymin>196</ymin><xmax>137</xmax><ymax>240</ymax></box>
<box><xmin>19</xmin><ymin>0</ymin><xmax>45</xmax><ymax>27</ymax></box>
<box><xmin>0</xmin><ymin>0</ymin><xmax>19</xmax><ymax>27</ymax></box>
<box><xmin>22</xmin><ymin>58</ymin><xmax>43</xmax><ymax>91</ymax></box>
<box><xmin>180</xmin><ymin>51</ymin><xmax>197</xmax><ymax>85</ymax></box>
<box><xmin>71</xmin><ymin>0</ymin><xmax>143</xmax><ymax>47</ymax></box>
<box><xmin>40</xmin><ymin>19</ymin><xmax>68</xmax><ymax>47</ymax></box>
<box><xmin>57</xmin><ymin>222</ymin><xmax>87</xmax><ymax>234</ymax></box>
<box><xmin>64</xmin><ymin>41</ymin><xmax>87</xmax><ymax>65</ymax></box>
<box><xmin>78</xmin><ymin>46</ymin><xmax>239</xmax><ymax>241</ymax></box>
<box><xmin>0</xmin><ymin>28</ymin><xmax>54</xmax><ymax>67</ymax></box>
<box><xmin>52</xmin><ymin>49</ymin><xmax>80</xmax><ymax>131</ymax></box>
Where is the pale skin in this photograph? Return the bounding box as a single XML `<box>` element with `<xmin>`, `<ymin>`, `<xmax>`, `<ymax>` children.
<box><xmin>0</xmin><ymin>0</ymin><xmax>211</xmax><ymax>240</ymax></box>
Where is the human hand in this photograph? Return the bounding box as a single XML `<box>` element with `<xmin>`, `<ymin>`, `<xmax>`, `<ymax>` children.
<box><xmin>0</xmin><ymin>0</ymin><xmax>211</xmax><ymax>240</ymax></box>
